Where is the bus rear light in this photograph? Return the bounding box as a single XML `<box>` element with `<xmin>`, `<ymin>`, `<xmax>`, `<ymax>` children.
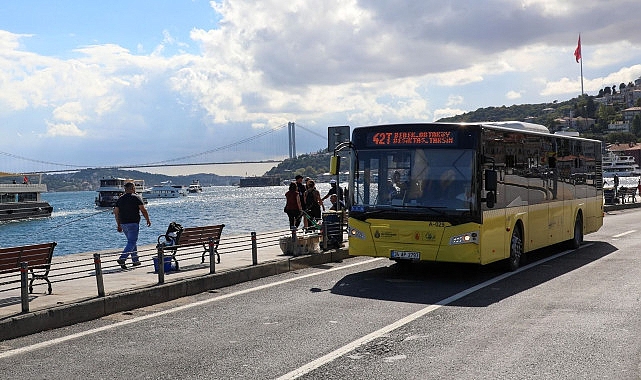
<box><xmin>450</xmin><ymin>231</ymin><xmax>479</xmax><ymax>245</ymax></box>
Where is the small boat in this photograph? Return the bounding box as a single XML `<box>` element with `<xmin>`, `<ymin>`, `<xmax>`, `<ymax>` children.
<box><xmin>0</xmin><ymin>175</ymin><xmax>53</xmax><ymax>222</ymax></box>
<box><xmin>602</xmin><ymin>151</ymin><xmax>641</xmax><ymax>177</ymax></box>
<box><xmin>187</xmin><ymin>180</ymin><xmax>203</xmax><ymax>193</ymax></box>
<box><xmin>95</xmin><ymin>177</ymin><xmax>146</xmax><ymax>207</ymax></box>
<box><xmin>142</xmin><ymin>181</ymin><xmax>187</xmax><ymax>199</ymax></box>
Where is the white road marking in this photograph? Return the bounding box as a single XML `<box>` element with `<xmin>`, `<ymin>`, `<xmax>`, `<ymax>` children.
<box><xmin>0</xmin><ymin>258</ymin><xmax>383</xmax><ymax>359</ymax></box>
<box><xmin>612</xmin><ymin>230</ymin><xmax>636</xmax><ymax>238</ymax></box>
<box><xmin>277</xmin><ymin>244</ymin><xmax>592</xmax><ymax>379</ymax></box>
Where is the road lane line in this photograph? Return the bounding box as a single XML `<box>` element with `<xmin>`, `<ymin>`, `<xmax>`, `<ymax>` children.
<box><xmin>277</xmin><ymin>244</ymin><xmax>593</xmax><ymax>379</ymax></box>
<box><xmin>612</xmin><ymin>230</ymin><xmax>636</xmax><ymax>238</ymax></box>
<box><xmin>0</xmin><ymin>258</ymin><xmax>383</xmax><ymax>359</ymax></box>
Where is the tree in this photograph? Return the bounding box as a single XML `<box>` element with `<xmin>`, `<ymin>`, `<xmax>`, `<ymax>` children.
<box><xmin>632</xmin><ymin>115</ymin><xmax>641</xmax><ymax>137</ymax></box>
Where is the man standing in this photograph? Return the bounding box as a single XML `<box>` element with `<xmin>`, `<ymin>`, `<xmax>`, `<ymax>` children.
<box><xmin>114</xmin><ymin>182</ymin><xmax>151</xmax><ymax>269</ymax></box>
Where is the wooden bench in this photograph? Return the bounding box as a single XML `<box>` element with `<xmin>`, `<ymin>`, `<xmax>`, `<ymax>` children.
<box><xmin>0</xmin><ymin>242</ymin><xmax>57</xmax><ymax>294</ymax></box>
<box><xmin>158</xmin><ymin>224</ymin><xmax>225</xmax><ymax>270</ymax></box>
<box><xmin>617</xmin><ymin>187</ymin><xmax>637</xmax><ymax>204</ymax></box>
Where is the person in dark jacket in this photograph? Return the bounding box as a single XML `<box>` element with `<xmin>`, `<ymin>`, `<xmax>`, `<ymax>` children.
<box><xmin>284</xmin><ymin>182</ymin><xmax>302</xmax><ymax>229</ymax></box>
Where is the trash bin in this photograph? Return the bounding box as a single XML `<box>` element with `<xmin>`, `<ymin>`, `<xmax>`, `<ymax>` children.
<box><xmin>604</xmin><ymin>189</ymin><xmax>614</xmax><ymax>205</ymax></box>
<box><xmin>153</xmin><ymin>256</ymin><xmax>174</xmax><ymax>273</ymax></box>
<box><xmin>322</xmin><ymin>211</ymin><xmax>343</xmax><ymax>249</ymax></box>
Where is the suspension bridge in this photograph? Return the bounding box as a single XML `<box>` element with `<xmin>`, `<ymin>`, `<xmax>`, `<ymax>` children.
<box><xmin>1</xmin><ymin>123</ymin><xmax>328</xmax><ymax>176</ymax></box>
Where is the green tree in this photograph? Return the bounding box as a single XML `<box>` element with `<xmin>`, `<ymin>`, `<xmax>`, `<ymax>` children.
<box><xmin>632</xmin><ymin>114</ymin><xmax>641</xmax><ymax>137</ymax></box>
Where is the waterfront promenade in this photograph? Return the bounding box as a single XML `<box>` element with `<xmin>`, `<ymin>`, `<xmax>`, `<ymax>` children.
<box><xmin>0</xmin><ymin>230</ymin><xmax>349</xmax><ymax>341</ymax></box>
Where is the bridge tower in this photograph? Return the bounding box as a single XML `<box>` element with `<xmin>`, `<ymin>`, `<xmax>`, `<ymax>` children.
<box><xmin>288</xmin><ymin>122</ymin><xmax>296</xmax><ymax>158</ymax></box>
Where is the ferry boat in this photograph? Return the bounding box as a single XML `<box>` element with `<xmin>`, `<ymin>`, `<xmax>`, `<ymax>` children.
<box><xmin>602</xmin><ymin>151</ymin><xmax>641</xmax><ymax>177</ymax></box>
<box><xmin>187</xmin><ymin>180</ymin><xmax>203</xmax><ymax>193</ymax></box>
<box><xmin>142</xmin><ymin>181</ymin><xmax>187</xmax><ymax>199</ymax></box>
<box><xmin>0</xmin><ymin>175</ymin><xmax>53</xmax><ymax>222</ymax></box>
<box><xmin>95</xmin><ymin>177</ymin><xmax>146</xmax><ymax>207</ymax></box>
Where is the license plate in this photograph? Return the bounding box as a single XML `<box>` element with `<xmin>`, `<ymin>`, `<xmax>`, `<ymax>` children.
<box><xmin>390</xmin><ymin>250</ymin><xmax>420</xmax><ymax>260</ymax></box>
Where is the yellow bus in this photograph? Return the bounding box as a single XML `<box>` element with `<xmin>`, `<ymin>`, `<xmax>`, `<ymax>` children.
<box><xmin>336</xmin><ymin>122</ymin><xmax>603</xmax><ymax>270</ymax></box>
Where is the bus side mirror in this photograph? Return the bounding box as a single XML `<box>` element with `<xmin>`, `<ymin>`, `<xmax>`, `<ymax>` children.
<box><xmin>485</xmin><ymin>169</ymin><xmax>497</xmax><ymax>191</ymax></box>
<box><xmin>330</xmin><ymin>156</ymin><xmax>341</xmax><ymax>175</ymax></box>
<box><xmin>484</xmin><ymin>169</ymin><xmax>498</xmax><ymax>208</ymax></box>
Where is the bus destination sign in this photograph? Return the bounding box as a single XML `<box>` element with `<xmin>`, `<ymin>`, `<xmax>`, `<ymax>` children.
<box><xmin>368</xmin><ymin>130</ymin><xmax>457</xmax><ymax>147</ymax></box>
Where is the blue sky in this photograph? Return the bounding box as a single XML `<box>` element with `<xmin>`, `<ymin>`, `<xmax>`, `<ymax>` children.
<box><xmin>1</xmin><ymin>0</ymin><xmax>641</xmax><ymax>176</ymax></box>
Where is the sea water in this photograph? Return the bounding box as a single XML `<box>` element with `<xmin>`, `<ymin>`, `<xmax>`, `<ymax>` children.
<box><xmin>1</xmin><ymin>184</ymin><xmax>333</xmax><ymax>256</ymax></box>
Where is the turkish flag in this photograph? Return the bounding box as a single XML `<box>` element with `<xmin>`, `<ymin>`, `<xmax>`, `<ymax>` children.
<box><xmin>574</xmin><ymin>35</ymin><xmax>581</xmax><ymax>63</ymax></box>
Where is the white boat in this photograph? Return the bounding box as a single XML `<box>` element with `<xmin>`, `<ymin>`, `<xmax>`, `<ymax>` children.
<box><xmin>187</xmin><ymin>180</ymin><xmax>203</xmax><ymax>193</ymax></box>
<box><xmin>0</xmin><ymin>175</ymin><xmax>53</xmax><ymax>222</ymax></box>
<box><xmin>95</xmin><ymin>177</ymin><xmax>146</xmax><ymax>207</ymax></box>
<box><xmin>142</xmin><ymin>181</ymin><xmax>187</xmax><ymax>199</ymax></box>
<box><xmin>602</xmin><ymin>151</ymin><xmax>641</xmax><ymax>177</ymax></box>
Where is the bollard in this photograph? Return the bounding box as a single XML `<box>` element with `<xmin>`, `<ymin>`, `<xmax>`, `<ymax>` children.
<box><xmin>251</xmin><ymin>232</ymin><xmax>257</xmax><ymax>265</ymax></box>
<box><xmin>20</xmin><ymin>262</ymin><xmax>29</xmax><ymax>313</ymax></box>
<box><xmin>93</xmin><ymin>253</ymin><xmax>105</xmax><ymax>297</ymax></box>
<box><xmin>208</xmin><ymin>238</ymin><xmax>216</xmax><ymax>274</ymax></box>
<box><xmin>156</xmin><ymin>243</ymin><xmax>165</xmax><ymax>284</ymax></box>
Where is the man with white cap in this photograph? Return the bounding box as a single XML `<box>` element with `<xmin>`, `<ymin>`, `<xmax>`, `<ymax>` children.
<box><xmin>322</xmin><ymin>178</ymin><xmax>343</xmax><ymax>205</ymax></box>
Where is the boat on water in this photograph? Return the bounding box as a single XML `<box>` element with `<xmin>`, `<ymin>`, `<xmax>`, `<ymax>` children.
<box><xmin>0</xmin><ymin>175</ymin><xmax>53</xmax><ymax>222</ymax></box>
<box><xmin>602</xmin><ymin>151</ymin><xmax>641</xmax><ymax>177</ymax></box>
<box><xmin>142</xmin><ymin>181</ymin><xmax>187</xmax><ymax>199</ymax></box>
<box><xmin>95</xmin><ymin>177</ymin><xmax>146</xmax><ymax>207</ymax></box>
<box><xmin>187</xmin><ymin>180</ymin><xmax>203</xmax><ymax>193</ymax></box>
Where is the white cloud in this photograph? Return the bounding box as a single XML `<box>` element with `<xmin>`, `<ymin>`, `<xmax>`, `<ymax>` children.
<box><xmin>44</xmin><ymin>121</ymin><xmax>86</xmax><ymax>137</ymax></box>
<box><xmin>506</xmin><ymin>90</ymin><xmax>522</xmax><ymax>100</ymax></box>
<box><xmin>2</xmin><ymin>0</ymin><xmax>641</xmax><ymax>172</ymax></box>
<box><xmin>433</xmin><ymin>108</ymin><xmax>466</xmax><ymax>121</ymax></box>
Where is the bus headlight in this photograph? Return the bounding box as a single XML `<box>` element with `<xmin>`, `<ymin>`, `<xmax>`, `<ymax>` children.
<box><xmin>449</xmin><ymin>231</ymin><xmax>479</xmax><ymax>245</ymax></box>
<box><xmin>349</xmin><ymin>226</ymin><xmax>366</xmax><ymax>240</ymax></box>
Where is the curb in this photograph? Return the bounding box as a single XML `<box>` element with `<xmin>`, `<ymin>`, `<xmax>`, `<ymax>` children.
<box><xmin>0</xmin><ymin>249</ymin><xmax>351</xmax><ymax>341</ymax></box>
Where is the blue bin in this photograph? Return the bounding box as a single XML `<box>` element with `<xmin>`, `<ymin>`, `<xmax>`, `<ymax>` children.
<box><xmin>152</xmin><ymin>256</ymin><xmax>173</xmax><ymax>273</ymax></box>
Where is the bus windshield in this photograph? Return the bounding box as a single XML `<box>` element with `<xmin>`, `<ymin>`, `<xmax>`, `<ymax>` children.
<box><xmin>352</xmin><ymin>148</ymin><xmax>478</xmax><ymax>217</ymax></box>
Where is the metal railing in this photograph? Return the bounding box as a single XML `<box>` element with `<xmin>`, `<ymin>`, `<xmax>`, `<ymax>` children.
<box><xmin>0</xmin><ymin>220</ymin><xmax>347</xmax><ymax>314</ymax></box>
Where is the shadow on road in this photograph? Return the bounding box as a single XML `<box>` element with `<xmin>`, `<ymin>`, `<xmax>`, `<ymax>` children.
<box><xmin>330</xmin><ymin>241</ymin><xmax>618</xmax><ymax>307</ymax></box>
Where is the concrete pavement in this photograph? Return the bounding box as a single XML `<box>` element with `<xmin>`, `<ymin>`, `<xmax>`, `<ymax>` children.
<box><xmin>0</xmin><ymin>233</ymin><xmax>350</xmax><ymax>341</ymax></box>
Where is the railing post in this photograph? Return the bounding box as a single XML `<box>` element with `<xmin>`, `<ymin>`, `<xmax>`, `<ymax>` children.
<box><xmin>290</xmin><ymin>227</ymin><xmax>298</xmax><ymax>256</ymax></box>
<box><xmin>322</xmin><ymin>218</ymin><xmax>328</xmax><ymax>251</ymax></box>
<box><xmin>93</xmin><ymin>253</ymin><xmax>105</xmax><ymax>297</ymax></box>
<box><xmin>208</xmin><ymin>238</ymin><xmax>216</xmax><ymax>274</ymax></box>
<box><xmin>20</xmin><ymin>262</ymin><xmax>29</xmax><ymax>313</ymax></box>
<box><xmin>156</xmin><ymin>243</ymin><xmax>165</xmax><ymax>284</ymax></box>
<box><xmin>251</xmin><ymin>232</ymin><xmax>258</xmax><ymax>265</ymax></box>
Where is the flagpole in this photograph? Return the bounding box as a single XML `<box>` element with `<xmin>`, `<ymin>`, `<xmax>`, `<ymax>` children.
<box><xmin>580</xmin><ymin>50</ymin><xmax>584</xmax><ymax>96</ymax></box>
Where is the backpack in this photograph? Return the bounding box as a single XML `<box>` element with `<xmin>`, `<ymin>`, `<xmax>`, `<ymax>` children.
<box><xmin>164</xmin><ymin>222</ymin><xmax>183</xmax><ymax>246</ymax></box>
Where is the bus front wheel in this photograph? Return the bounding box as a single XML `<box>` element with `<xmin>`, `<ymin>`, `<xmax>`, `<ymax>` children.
<box><xmin>506</xmin><ymin>227</ymin><xmax>523</xmax><ymax>271</ymax></box>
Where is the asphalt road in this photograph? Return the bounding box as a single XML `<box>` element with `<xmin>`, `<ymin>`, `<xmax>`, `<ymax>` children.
<box><xmin>1</xmin><ymin>209</ymin><xmax>640</xmax><ymax>379</ymax></box>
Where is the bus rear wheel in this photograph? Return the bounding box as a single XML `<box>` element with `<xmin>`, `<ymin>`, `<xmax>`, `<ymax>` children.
<box><xmin>568</xmin><ymin>214</ymin><xmax>583</xmax><ymax>249</ymax></box>
<box><xmin>506</xmin><ymin>227</ymin><xmax>523</xmax><ymax>271</ymax></box>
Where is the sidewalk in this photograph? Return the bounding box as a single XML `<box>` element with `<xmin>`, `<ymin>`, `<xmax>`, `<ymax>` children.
<box><xmin>0</xmin><ymin>234</ymin><xmax>350</xmax><ymax>341</ymax></box>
